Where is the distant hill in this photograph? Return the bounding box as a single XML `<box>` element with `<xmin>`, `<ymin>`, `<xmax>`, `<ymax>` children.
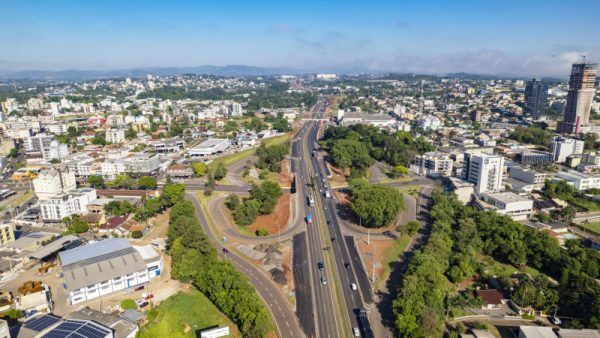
<box><xmin>0</xmin><ymin>65</ymin><xmax>304</xmax><ymax>80</ymax></box>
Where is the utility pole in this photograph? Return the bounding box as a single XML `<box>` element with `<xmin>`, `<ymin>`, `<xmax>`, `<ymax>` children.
<box><xmin>367</xmin><ymin>228</ymin><xmax>370</xmax><ymax>245</ymax></box>
<box><xmin>372</xmin><ymin>250</ymin><xmax>376</xmax><ymax>283</ymax></box>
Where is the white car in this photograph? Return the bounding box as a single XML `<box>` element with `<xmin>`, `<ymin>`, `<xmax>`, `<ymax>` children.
<box><xmin>321</xmin><ymin>277</ymin><xmax>327</xmax><ymax>285</ymax></box>
<box><xmin>353</xmin><ymin>327</ymin><xmax>360</xmax><ymax>336</ymax></box>
<box><xmin>351</xmin><ymin>283</ymin><xmax>357</xmax><ymax>290</ymax></box>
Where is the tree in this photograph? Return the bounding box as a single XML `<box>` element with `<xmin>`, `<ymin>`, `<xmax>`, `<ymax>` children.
<box><xmin>91</xmin><ymin>133</ymin><xmax>107</xmax><ymax>145</ymax></box>
<box><xmin>67</xmin><ymin>216</ymin><xmax>89</xmax><ymax>234</ymax></box>
<box><xmin>331</xmin><ymin>139</ymin><xmax>374</xmax><ymax>171</ymax></box>
<box><xmin>213</xmin><ymin>162</ymin><xmax>228</xmax><ymax>181</ymax></box>
<box><xmin>120</xmin><ymin>299</ymin><xmax>138</xmax><ymax>310</ymax></box>
<box><xmin>131</xmin><ymin>230</ymin><xmax>143</xmax><ymax>239</ymax></box>
<box><xmin>8</xmin><ymin>148</ymin><xmax>18</xmax><ymax>158</ymax></box>
<box><xmin>88</xmin><ymin>175</ymin><xmax>106</xmax><ymax>189</ymax></box>
<box><xmin>223</xmin><ymin>120</ymin><xmax>238</xmax><ymax>133</ymax></box>
<box><xmin>105</xmin><ymin>200</ymin><xmax>135</xmax><ymax>216</ymax></box>
<box><xmin>234</xmin><ymin>199</ymin><xmax>261</xmax><ymax>226</ymax></box>
<box><xmin>255</xmin><ymin>227</ymin><xmax>269</xmax><ymax>236</ymax></box>
<box><xmin>161</xmin><ymin>183</ymin><xmax>186</xmax><ymax>207</ymax></box>
<box><xmin>351</xmin><ymin>184</ymin><xmax>404</xmax><ymax>228</ymax></box>
<box><xmin>192</xmin><ymin>162</ymin><xmax>208</xmax><ymax>177</ymax></box>
<box><xmin>109</xmin><ymin>174</ymin><xmax>134</xmax><ymax>189</ymax></box>
<box><xmin>272</xmin><ymin>118</ymin><xmax>291</xmax><ymax>132</ymax></box>
<box><xmin>125</xmin><ymin>127</ymin><xmax>137</xmax><ymax>140</ymax></box>
<box><xmin>225</xmin><ymin>194</ymin><xmax>240</xmax><ymax>211</ymax></box>
<box><xmin>137</xmin><ymin>176</ymin><xmax>157</xmax><ymax>190</ymax></box>
<box><xmin>404</xmin><ymin>221</ymin><xmax>420</xmax><ymax>236</ymax></box>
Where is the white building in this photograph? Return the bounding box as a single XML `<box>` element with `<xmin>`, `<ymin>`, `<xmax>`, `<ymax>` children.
<box><xmin>123</xmin><ymin>153</ymin><xmax>161</xmax><ymax>175</ymax></box>
<box><xmin>417</xmin><ymin>115</ymin><xmax>442</xmax><ymax>131</ymax></box>
<box><xmin>508</xmin><ymin>167</ymin><xmax>547</xmax><ymax>190</ymax></box>
<box><xmin>478</xmin><ymin>191</ymin><xmax>534</xmax><ymax>221</ymax></box>
<box><xmin>411</xmin><ymin>152</ymin><xmax>453</xmax><ymax>177</ymax></box>
<box><xmin>550</xmin><ymin>136</ymin><xmax>584</xmax><ymax>163</ymax></box>
<box><xmin>59</xmin><ymin>238</ymin><xmax>163</xmax><ymax>305</ymax></box>
<box><xmin>463</xmin><ymin>153</ymin><xmax>505</xmax><ymax>194</ymax></box>
<box><xmin>555</xmin><ymin>171</ymin><xmax>600</xmax><ymax>191</ymax></box>
<box><xmin>24</xmin><ymin>134</ymin><xmax>69</xmax><ymax>160</ymax></box>
<box><xmin>105</xmin><ymin>129</ymin><xmax>126</xmax><ymax>144</ymax></box>
<box><xmin>40</xmin><ymin>188</ymin><xmax>97</xmax><ymax>221</ymax></box>
<box><xmin>189</xmin><ymin>139</ymin><xmax>230</xmax><ymax>157</ymax></box>
<box><xmin>33</xmin><ymin>168</ymin><xmax>77</xmax><ymax>200</ymax></box>
<box><xmin>230</xmin><ymin>102</ymin><xmax>243</xmax><ymax>117</ymax></box>
<box><xmin>101</xmin><ymin>160</ymin><xmax>126</xmax><ymax>180</ymax></box>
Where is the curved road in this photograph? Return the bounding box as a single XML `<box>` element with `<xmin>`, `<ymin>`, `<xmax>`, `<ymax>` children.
<box><xmin>185</xmin><ymin>191</ymin><xmax>304</xmax><ymax>338</ymax></box>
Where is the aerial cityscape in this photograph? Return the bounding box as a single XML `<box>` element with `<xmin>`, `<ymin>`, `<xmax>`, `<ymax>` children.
<box><xmin>0</xmin><ymin>1</ymin><xmax>600</xmax><ymax>338</ymax></box>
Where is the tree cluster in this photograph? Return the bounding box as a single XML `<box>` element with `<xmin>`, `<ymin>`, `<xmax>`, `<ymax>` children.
<box><xmin>168</xmin><ymin>200</ymin><xmax>272</xmax><ymax>337</ymax></box>
<box><xmin>393</xmin><ymin>190</ymin><xmax>600</xmax><ymax>335</ymax></box>
<box><xmin>105</xmin><ymin>200</ymin><xmax>135</xmax><ymax>216</ymax></box>
<box><xmin>232</xmin><ymin>181</ymin><xmax>282</xmax><ymax>226</ymax></box>
<box><xmin>256</xmin><ymin>142</ymin><xmax>289</xmax><ymax>172</ymax></box>
<box><xmin>508</xmin><ymin>126</ymin><xmax>553</xmax><ymax>147</ymax></box>
<box><xmin>321</xmin><ymin>125</ymin><xmax>434</xmax><ymax>176</ymax></box>
<box><xmin>134</xmin><ymin>182</ymin><xmax>185</xmax><ymax>221</ymax></box>
<box><xmin>350</xmin><ymin>180</ymin><xmax>404</xmax><ymax>228</ymax></box>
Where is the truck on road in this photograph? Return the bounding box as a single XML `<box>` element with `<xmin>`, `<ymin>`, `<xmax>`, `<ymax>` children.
<box><xmin>307</xmin><ymin>195</ymin><xmax>315</xmax><ymax>206</ymax></box>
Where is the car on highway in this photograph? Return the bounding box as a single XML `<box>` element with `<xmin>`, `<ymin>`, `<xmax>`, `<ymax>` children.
<box><xmin>306</xmin><ymin>213</ymin><xmax>313</xmax><ymax>224</ymax></box>
<box><xmin>549</xmin><ymin>316</ymin><xmax>561</xmax><ymax>325</ymax></box>
<box><xmin>353</xmin><ymin>327</ymin><xmax>360</xmax><ymax>336</ymax></box>
<box><xmin>351</xmin><ymin>283</ymin><xmax>357</xmax><ymax>290</ymax></box>
<box><xmin>344</xmin><ymin>262</ymin><xmax>350</xmax><ymax>268</ymax></box>
<box><xmin>317</xmin><ymin>262</ymin><xmax>324</xmax><ymax>270</ymax></box>
<box><xmin>320</xmin><ymin>277</ymin><xmax>327</xmax><ymax>284</ymax></box>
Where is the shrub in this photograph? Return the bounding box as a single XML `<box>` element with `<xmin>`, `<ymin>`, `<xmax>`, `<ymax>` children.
<box><xmin>131</xmin><ymin>230</ymin><xmax>143</xmax><ymax>239</ymax></box>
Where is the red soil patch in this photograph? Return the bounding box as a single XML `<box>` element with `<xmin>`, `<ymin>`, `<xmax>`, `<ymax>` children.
<box><xmin>277</xmin><ymin>159</ymin><xmax>293</xmax><ymax>187</ymax></box>
<box><xmin>248</xmin><ymin>193</ymin><xmax>291</xmax><ymax>235</ymax></box>
<box><xmin>357</xmin><ymin>238</ymin><xmax>395</xmax><ymax>281</ymax></box>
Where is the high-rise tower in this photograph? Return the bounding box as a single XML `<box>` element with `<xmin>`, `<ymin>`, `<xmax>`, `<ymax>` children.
<box><xmin>524</xmin><ymin>78</ymin><xmax>548</xmax><ymax>118</ymax></box>
<box><xmin>557</xmin><ymin>62</ymin><xmax>598</xmax><ymax>134</ymax></box>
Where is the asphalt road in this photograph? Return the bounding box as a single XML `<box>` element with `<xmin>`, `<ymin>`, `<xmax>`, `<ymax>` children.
<box><xmin>186</xmin><ymin>191</ymin><xmax>304</xmax><ymax>338</ymax></box>
<box><xmin>291</xmin><ymin>99</ymin><xmax>343</xmax><ymax>338</ymax></box>
<box><xmin>306</xmin><ymin>121</ymin><xmax>374</xmax><ymax>338</ymax></box>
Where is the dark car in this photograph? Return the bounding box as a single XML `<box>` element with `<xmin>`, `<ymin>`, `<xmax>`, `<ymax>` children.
<box><xmin>317</xmin><ymin>262</ymin><xmax>324</xmax><ymax>270</ymax></box>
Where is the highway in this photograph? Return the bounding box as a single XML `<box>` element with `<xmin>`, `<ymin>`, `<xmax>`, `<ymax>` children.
<box><xmin>305</xmin><ymin>119</ymin><xmax>375</xmax><ymax>337</ymax></box>
<box><xmin>291</xmin><ymin>99</ymin><xmax>342</xmax><ymax>338</ymax></box>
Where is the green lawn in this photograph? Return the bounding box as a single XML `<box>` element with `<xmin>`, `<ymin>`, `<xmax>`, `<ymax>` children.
<box><xmin>476</xmin><ymin>254</ymin><xmax>541</xmax><ymax>278</ymax></box>
<box><xmin>377</xmin><ymin>235</ymin><xmax>412</xmax><ymax>289</ymax></box>
<box><xmin>581</xmin><ymin>221</ymin><xmax>600</xmax><ymax>235</ymax></box>
<box><xmin>208</xmin><ymin>133</ymin><xmax>291</xmax><ymax>171</ymax></box>
<box><xmin>139</xmin><ymin>290</ymin><xmax>240</xmax><ymax>338</ymax></box>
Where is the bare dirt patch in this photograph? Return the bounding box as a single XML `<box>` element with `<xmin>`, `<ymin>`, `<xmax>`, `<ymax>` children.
<box><xmin>276</xmin><ymin>159</ymin><xmax>293</xmax><ymax>187</ymax></box>
<box><xmin>247</xmin><ymin>193</ymin><xmax>291</xmax><ymax>235</ymax></box>
<box><xmin>357</xmin><ymin>238</ymin><xmax>394</xmax><ymax>282</ymax></box>
<box><xmin>328</xmin><ymin>163</ymin><xmax>348</xmax><ymax>187</ymax></box>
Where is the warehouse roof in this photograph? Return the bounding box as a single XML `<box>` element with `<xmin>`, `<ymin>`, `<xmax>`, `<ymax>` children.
<box><xmin>59</xmin><ymin>239</ymin><xmax>146</xmax><ymax>291</ymax></box>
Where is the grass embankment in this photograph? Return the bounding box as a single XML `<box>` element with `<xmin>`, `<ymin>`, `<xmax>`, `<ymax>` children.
<box><xmin>197</xmin><ymin>192</ymin><xmax>254</xmax><ymax>237</ymax></box>
<box><xmin>139</xmin><ymin>290</ymin><xmax>240</xmax><ymax>338</ymax></box>
<box><xmin>208</xmin><ymin>133</ymin><xmax>291</xmax><ymax>171</ymax></box>
<box><xmin>377</xmin><ymin>236</ymin><xmax>412</xmax><ymax>289</ymax></box>
<box><xmin>580</xmin><ymin>221</ymin><xmax>600</xmax><ymax>235</ymax></box>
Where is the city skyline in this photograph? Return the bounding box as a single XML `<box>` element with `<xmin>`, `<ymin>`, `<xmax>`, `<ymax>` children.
<box><xmin>1</xmin><ymin>0</ymin><xmax>600</xmax><ymax>77</ymax></box>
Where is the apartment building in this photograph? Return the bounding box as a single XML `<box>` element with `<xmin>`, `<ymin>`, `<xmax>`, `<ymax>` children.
<box><xmin>105</xmin><ymin>129</ymin><xmax>126</xmax><ymax>144</ymax></box>
<box><xmin>33</xmin><ymin>168</ymin><xmax>77</xmax><ymax>200</ymax></box>
<box><xmin>39</xmin><ymin>188</ymin><xmax>97</xmax><ymax>221</ymax></box>
<box><xmin>463</xmin><ymin>153</ymin><xmax>505</xmax><ymax>194</ymax></box>
<box><xmin>550</xmin><ymin>136</ymin><xmax>584</xmax><ymax>163</ymax></box>
<box><xmin>411</xmin><ymin>152</ymin><xmax>453</xmax><ymax>177</ymax></box>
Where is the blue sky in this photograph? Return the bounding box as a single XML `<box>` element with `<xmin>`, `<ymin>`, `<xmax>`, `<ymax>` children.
<box><xmin>1</xmin><ymin>0</ymin><xmax>599</xmax><ymax>76</ymax></box>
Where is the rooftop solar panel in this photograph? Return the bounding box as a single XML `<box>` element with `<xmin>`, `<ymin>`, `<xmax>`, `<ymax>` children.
<box><xmin>24</xmin><ymin>315</ymin><xmax>61</xmax><ymax>332</ymax></box>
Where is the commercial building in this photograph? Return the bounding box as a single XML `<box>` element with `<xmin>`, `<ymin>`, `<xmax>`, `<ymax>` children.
<box><xmin>557</xmin><ymin>62</ymin><xmax>598</xmax><ymax>134</ymax></box>
<box><xmin>40</xmin><ymin>188</ymin><xmax>97</xmax><ymax>221</ymax></box>
<box><xmin>59</xmin><ymin>238</ymin><xmax>162</xmax><ymax>305</ymax></box>
<box><xmin>18</xmin><ymin>313</ymin><xmax>115</xmax><ymax>338</ymax></box>
<box><xmin>524</xmin><ymin>78</ymin><xmax>549</xmax><ymax>118</ymax></box>
<box><xmin>478</xmin><ymin>191</ymin><xmax>534</xmax><ymax>220</ymax></box>
<box><xmin>105</xmin><ymin>129</ymin><xmax>126</xmax><ymax>144</ymax></box>
<box><xmin>462</xmin><ymin>153</ymin><xmax>504</xmax><ymax>194</ymax></box>
<box><xmin>555</xmin><ymin>171</ymin><xmax>600</xmax><ymax>191</ymax></box>
<box><xmin>411</xmin><ymin>152</ymin><xmax>453</xmax><ymax>177</ymax></box>
<box><xmin>518</xmin><ymin>150</ymin><xmax>553</xmax><ymax>165</ymax></box>
<box><xmin>550</xmin><ymin>136</ymin><xmax>584</xmax><ymax>163</ymax></box>
<box><xmin>123</xmin><ymin>153</ymin><xmax>161</xmax><ymax>175</ymax></box>
<box><xmin>33</xmin><ymin>168</ymin><xmax>77</xmax><ymax>200</ymax></box>
<box><xmin>508</xmin><ymin>167</ymin><xmax>546</xmax><ymax>189</ymax></box>
<box><xmin>518</xmin><ymin>326</ymin><xmax>557</xmax><ymax>338</ymax></box>
<box><xmin>150</xmin><ymin>138</ymin><xmax>185</xmax><ymax>153</ymax></box>
<box><xmin>189</xmin><ymin>139</ymin><xmax>230</xmax><ymax>157</ymax></box>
